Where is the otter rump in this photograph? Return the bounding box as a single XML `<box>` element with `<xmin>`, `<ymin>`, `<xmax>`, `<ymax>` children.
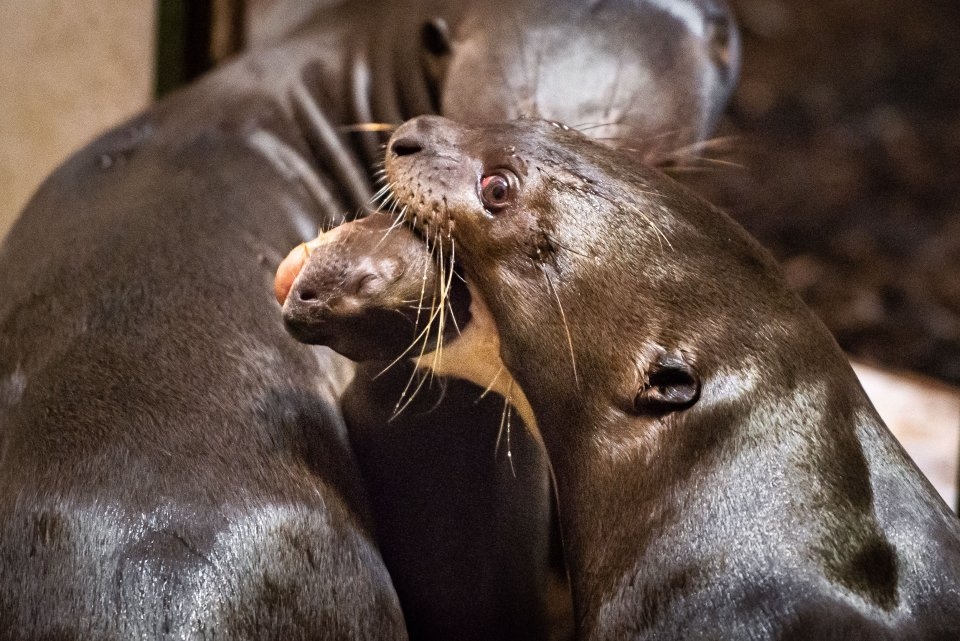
<box><xmin>380</xmin><ymin>115</ymin><xmax>960</xmax><ymax>640</ymax></box>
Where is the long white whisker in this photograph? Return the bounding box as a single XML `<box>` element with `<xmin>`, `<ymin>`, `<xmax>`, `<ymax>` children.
<box><xmin>497</xmin><ymin>381</ymin><xmax>516</xmax><ymax>478</ymax></box>
<box><xmin>479</xmin><ymin>366</ymin><xmax>507</xmax><ymax>400</ymax></box>
<box><xmin>539</xmin><ymin>264</ymin><xmax>579</xmax><ymax>387</ymax></box>
<box><xmin>393</xmin><ymin>235</ymin><xmax>445</xmax><ymax>416</ymax></box>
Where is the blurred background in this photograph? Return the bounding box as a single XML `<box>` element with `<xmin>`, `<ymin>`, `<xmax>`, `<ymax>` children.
<box><xmin>1</xmin><ymin>0</ymin><xmax>957</xmax><ymax>505</ymax></box>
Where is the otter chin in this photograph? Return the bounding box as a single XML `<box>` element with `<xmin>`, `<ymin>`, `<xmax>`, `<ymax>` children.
<box><xmin>383</xmin><ymin>115</ymin><xmax>960</xmax><ymax>640</ymax></box>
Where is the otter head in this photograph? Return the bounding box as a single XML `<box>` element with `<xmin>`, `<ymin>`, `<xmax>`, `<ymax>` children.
<box><xmin>274</xmin><ymin>0</ymin><xmax>742</xmax><ymax>362</ymax></box>
<box><xmin>379</xmin><ymin>0</ymin><xmax>740</xmax><ymax>161</ymax></box>
<box><xmin>383</xmin><ymin>115</ymin><xmax>809</xmax><ymax>449</ymax></box>
<box><xmin>275</xmin><ymin>212</ymin><xmax>469</xmax><ymax>362</ymax></box>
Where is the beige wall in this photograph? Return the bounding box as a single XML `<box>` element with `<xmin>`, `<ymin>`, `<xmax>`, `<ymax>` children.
<box><xmin>0</xmin><ymin>0</ymin><xmax>154</xmax><ymax>240</ymax></box>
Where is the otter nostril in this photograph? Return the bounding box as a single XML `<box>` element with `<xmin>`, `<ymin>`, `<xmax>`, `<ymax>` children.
<box><xmin>391</xmin><ymin>137</ymin><xmax>424</xmax><ymax>157</ymax></box>
<box><xmin>298</xmin><ymin>289</ymin><xmax>318</xmax><ymax>302</ymax></box>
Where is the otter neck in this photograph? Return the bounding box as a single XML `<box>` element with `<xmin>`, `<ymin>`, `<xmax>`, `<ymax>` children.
<box><xmin>415</xmin><ymin>282</ymin><xmax>543</xmax><ymax>444</ymax></box>
<box><xmin>533</xmin><ymin>361</ymin><xmax>889</xmax><ymax>638</ymax></box>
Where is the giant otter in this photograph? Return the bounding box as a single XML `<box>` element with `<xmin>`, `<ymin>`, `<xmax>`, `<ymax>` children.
<box><xmin>377</xmin><ymin>115</ymin><xmax>960</xmax><ymax>640</ymax></box>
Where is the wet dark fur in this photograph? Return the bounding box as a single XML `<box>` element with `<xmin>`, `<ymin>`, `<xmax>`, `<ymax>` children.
<box><xmin>0</xmin><ymin>104</ymin><xmax>406</xmax><ymax>638</ymax></box>
<box><xmin>275</xmin><ymin>1</ymin><xmax>742</xmax><ymax>638</ymax></box>
<box><xmin>383</xmin><ymin>116</ymin><xmax>960</xmax><ymax>640</ymax></box>
<box><xmin>0</xmin><ymin>0</ymin><xmax>740</xmax><ymax>637</ymax></box>
<box><xmin>279</xmin><ymin>211</ymin><xmax>553</xmax><ymax>638</ymax></box>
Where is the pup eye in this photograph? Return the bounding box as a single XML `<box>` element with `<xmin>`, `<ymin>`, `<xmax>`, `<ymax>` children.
<box><xmin>479</xmin><ymin>172</ymin><xmax>516</xmax><ymax>211</ymax></box>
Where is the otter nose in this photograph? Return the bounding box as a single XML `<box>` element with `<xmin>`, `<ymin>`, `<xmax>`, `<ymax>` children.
<box><xmin>275</xmin><ymin>243</ymin><xmax>311</xmax><ymax>305</ymax></box>
<box><xmin>388</xmin><ymin>115</ymin><xmax>457</xmax><ymax>158</ymax></box>
<box><xmin>389</xmin><ymin>137</ymin><xmax>423</xmax><ymax>157</ymax></box>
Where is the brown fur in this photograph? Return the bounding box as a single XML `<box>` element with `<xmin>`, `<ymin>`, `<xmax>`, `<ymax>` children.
<box><xmin>384</xmin><ymin>115</ymin><xmax>960</xmax><ymax>640</ymax></box>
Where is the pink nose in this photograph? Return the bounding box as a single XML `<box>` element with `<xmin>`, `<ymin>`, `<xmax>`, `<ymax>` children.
<box><xmin>274</xmin><ymin>243</ymin><xmax>311</xmax><ymax>305</ymax></box>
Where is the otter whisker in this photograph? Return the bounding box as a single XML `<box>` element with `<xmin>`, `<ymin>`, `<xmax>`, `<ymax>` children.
<box><xmin>444</xmin><ymin>240</ymin><xmax>464</xmax><ymax>336</ymax></box>
<box><xmin>390</xmin><ymin>368</ymin><xmax>428</xmax><ymax>420</ymax></box>
<box><xmin>571</xmin><ymin>122</ymin><xmax>605</xmax><ymax>132</ymax></box>
<box><xmin>594</xmin><ymin>125</ymin><xmax>688</xmax><ymax>148</ymax></box>
<box><xmin>370</xmin><ymin>162</ymin><xmax>387</xmax><ymax>184</ymax></box>
<box><xmin>391</xmin><ymin>334</ymin><xmax>437</xmax><ymax>417</ymax></box>
<box><xmin>392</xmin><ymin>233</ymin><xmax>446</xmax><ymax>414</ymax></box>
<box><xmin>663</xmin><ymin>156</ymin><xmax>746</xmax><ymax>171</ymax></box>
<box><xmin>496</xmin><ymin>381</ymin><xmax>516</xmax><ymax>478</ymax></box>
<box><xmin>545</xmin><ymin>233</ymin><xmax>590</xmax><ymax>258</ymax></box>
<box><xmin>380</xmin><ymin>233</ymin><xmax>442</xmax><ymax>379</ymax></box>
<box><xmin>643</xmin><ymin>211</ymin><xmax>672</xmax><ymax>252</ymax></box>
<box><xmin>377</xmin><ymin>293</ymin><xmax>445</xmax><ymax>380</ymax></box>
<box><xmin>411</xmin><ymin>215</ymin><xmax>429</xmax><ymax>329</ymax></box>
<box><xmin>384</xmin><ymin>205</ymin><xmax>409</xmax><ymax>236</ymax></box>
<box><xmin>374</xmin><ymin>202</ymin><xmax>410</xmax><ymax>252</ymax></box>
<box><xmin>571</xmin><ymin>115</ymin><xmax>647</xmax><ymax>136</ymax></box>
<box><xmin>538</xmin><ymin>263</ymin><xmax>579</xmax><ymax>387</ymax></box>
<box><xmin>337</xmin><ymin>122</ymin><xmax>398</xmax><ymax>133</ymax></box>
<box><xmin>291</xmin><ymin>83</ymin><xmax>372</xmax><ymax>209</ymax></box>
<box><xmin>479</xmin><ymin>365</ymin><xmax>507</xmax><ymax>400</ymax></box>
<box><xmin>664</xmin><ymin>135</ymin><xmax>739</xmax><ymax>157</ymax></box>
<box><xmin>378</xmin><ymin>235</ymin><xmax>442</xmax><ymax>404</ymax></box>
<box><xmin>387</xmin><ymin>197</ymin><xmax>404</xmax><ymax>223</ymax></box>
<box><xmin>419</xmin><ymin>375</ymin><xmax>450</xmax><ymax>415</ymax></box>
<box><xmin>580</xmin><ymin>182</ymin><xmax>672</xmax><ymax>252</ymax></box>
<box><xmin>370</xmin><ymin>181</ymin><xmax>393</xmax><ymax>206</ymax></box>
<box><xmin>661</xmin><ymin>165</ymin><xmax>730</xmax><ymax>175</ymax></box>
<box><xmin>603</xmin><ymin>59</ymin><xmax>624</xmax><ymax>125</ymax></box>
<box><xmin>428</xmin><ymin>239</ymin><xmax>450</xmax><ymax>377</ymax></box>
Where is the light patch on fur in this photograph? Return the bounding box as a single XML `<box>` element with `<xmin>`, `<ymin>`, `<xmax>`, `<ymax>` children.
<box><xmin>282</xmin><ymin>195</ymin><xmax>321</xmax><ymax>243</ymax></box>
<box><xmin>704</xmin><ymin>362</ymin><xmax>761</xmax><ymax>404</ymax></box>
<box><xmin>592</xmin><ymin>362</ymin><xmax>761</xmax><ymax>466</ymax></box>
<box><xmin>312</xmin><ymin>346</ymin><xmax>357</xmax><ymax>406</ymax></box>
<box><xmin>416</xmin><ymin>281</ymin><xmax>542</xmax><ymax>442</ymax></box>
<box><xmin>234</xmin><ymin>337</ymin><xmax>355</xmax><ymax>437</ymax></box>
<box><xmin>0</xmin><ymin>366</ymin><xmax>26</xmax><ymax>408</ymax></box>
<box><xmin>246</xmin><ymin>129</ymin><xmax>343</xmax><ymax>230</ymax></box>
<box><xmin>643</xmin><ymin>0</ymin><xmax>706</xmax><ymax>38</ymax></box>
<box><xmin>643</xmin><ymin>0</ymin><xmax>715</xmax><ymax>143</ymax></box>
<box><xmin>530</xmin><ymin>30</ymin><xmax>659</xmax><ymax>142</ymax></box>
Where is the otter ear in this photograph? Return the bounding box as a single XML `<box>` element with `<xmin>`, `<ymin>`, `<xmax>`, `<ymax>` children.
<box><xmin>421</xmin><ymin>18</ymin><xmax>452</xmax><ymax>57</ymax></box>
<box><xmin>634</xmin><ymin>350</ymin><xmax>700</xmax><ymax>415</ymax></box>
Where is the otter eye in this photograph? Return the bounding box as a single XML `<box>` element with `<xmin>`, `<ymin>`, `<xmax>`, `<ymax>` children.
<box><xmin>479</xmin><ymin>172</ymin><xmax>515</xmax><ymax>211</ymax></box>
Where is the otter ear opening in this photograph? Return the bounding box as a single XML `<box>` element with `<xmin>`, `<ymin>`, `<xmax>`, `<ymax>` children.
<box><xmin>634</xmin><ymin>351</ymin><xmax>700</xmax><ymax>415</ymax></box>
<box><xmin>705</xmin><ymin>14</ymin><xmax>735</xmax><ymax>74</ymax></box>
<box><xmin>421</xmin><ymin>18</ymin><xmax>452</xmax><ymax>57</ymax></box>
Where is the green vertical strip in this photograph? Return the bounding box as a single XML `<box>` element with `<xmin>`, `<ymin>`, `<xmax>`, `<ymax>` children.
<box><xmin>154</xmin><ymin>0</ymin><xmax>214</xmax><ymax>98</ymax></box>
